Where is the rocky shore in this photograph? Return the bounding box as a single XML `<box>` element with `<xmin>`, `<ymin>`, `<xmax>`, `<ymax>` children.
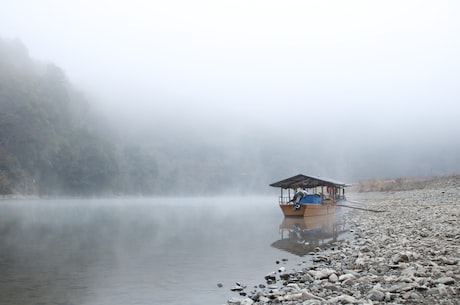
<box><xmin>227</xmin><ymin>176</ymin><xmax>460</xmax><ymax>304</ymax></box>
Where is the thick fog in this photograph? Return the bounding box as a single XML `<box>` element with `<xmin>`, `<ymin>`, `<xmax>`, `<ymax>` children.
<box><xmin>1</xmin><ymin>0</ymin><xmax>459</xmax><ymax>183</ymax></box>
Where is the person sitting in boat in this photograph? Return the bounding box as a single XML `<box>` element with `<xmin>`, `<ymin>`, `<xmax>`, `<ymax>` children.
<box><xmin>290</xmin><ymin>189</ymin><xmax>308</xmax><ymax>204</ymax></box>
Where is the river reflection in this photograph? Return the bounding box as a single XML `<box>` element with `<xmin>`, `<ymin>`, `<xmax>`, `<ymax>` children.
<box><xmin>0</xmin><ymin>198</ymin><xmax>350</xmax><ymax>305</ymax></box>
<box><xmin>271</xmin><ymin>212</ymin><xmax>349</xmax><ymax>256</ymax></box>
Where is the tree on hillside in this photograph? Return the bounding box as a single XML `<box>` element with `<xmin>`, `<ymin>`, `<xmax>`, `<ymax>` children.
<box><xmin>53</xmin><ymin>129</ymin><xmax>118</xmax><ymax>195</ymax></box>
<box><xmin>0</xmin><ymin>38</ymin><xmax>119</xmax><ymax>195</ymax></box>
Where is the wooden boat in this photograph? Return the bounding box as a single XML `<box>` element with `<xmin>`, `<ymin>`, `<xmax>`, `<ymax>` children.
<box><xmin>270</xmin><ymin>174</ymin><xmax>349</xmax><ymax>217</ymax></box>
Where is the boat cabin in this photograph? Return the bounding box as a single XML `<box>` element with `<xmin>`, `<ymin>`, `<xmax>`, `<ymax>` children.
<box><xmin>270</xmin><ymin>174</ymin><xmax>348</xmax><ymax>204</ymax></box>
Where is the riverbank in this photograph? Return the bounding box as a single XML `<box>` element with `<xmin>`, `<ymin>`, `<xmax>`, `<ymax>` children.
<box><xmin>227</xmin><ymin>176</ymin><xmax>459</xmax><ymax>304</ymax></box>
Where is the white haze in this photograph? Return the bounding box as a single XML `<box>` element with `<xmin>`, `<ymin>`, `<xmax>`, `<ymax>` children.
<box><xmin>1</xmin><ymin>0</ymin><xmax>460</xmax><ymax>181</ymax></box>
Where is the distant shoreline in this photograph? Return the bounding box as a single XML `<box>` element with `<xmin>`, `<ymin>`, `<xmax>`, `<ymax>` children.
<box><xmin>350</xmin><ymin>174</ymin><xmax>460</xmax><ymax>193</ymax></box>
<box><xmin>2</xmin><ymin>173</ymin><xmax>459</xmax><ymax>200</ymax></box>
<box><xmin>0</xmin><ymin>194</ymin><xmax>39</xmax><ymax>200</ymax></box>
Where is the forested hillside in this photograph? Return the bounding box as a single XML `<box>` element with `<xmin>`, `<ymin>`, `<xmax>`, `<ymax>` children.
<box><xmin>0</xmin><ymin>38</ymin><xmax>157</xmax><ymax>196</ymax></box>
<box><xmin>0</xmin><ymin>38</ymin><xmax>271</xmax><ymax>196</ymax></box>
<box><xmin>2</xmin><ymin>38</ymin><xmax>457</xmax><ymax>197</ymax></box>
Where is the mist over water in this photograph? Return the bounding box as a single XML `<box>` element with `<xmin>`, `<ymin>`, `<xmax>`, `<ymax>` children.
<box><xmin>1</xmin><ymin>1</ymin><xmax>460</xmax><ymax>185</ymax></box>
<box><xmin>0</xmin><ymin>197</ymin><xmax>348</xmax><ymax>305</ymax></box>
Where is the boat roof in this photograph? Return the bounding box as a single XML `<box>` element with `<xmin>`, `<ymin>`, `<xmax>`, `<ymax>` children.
<box><xmin>269</xmin><ymin>174</ymin><xmax>349</xmax><ymax>189</ymax></box>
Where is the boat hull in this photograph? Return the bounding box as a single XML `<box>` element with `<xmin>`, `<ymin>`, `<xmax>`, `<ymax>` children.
<box><xmin>279</xmin><ymin>203</ymin><xmax>335</xmax><ymax>217</ymax></box>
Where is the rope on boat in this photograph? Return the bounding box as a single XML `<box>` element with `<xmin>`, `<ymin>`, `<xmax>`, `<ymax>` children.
<box><xmin>337</xmin><ymin>204</ymin><xmax>385</xmax><ymax>212</ymax></box>
<box><xmin>344</xmin><ymin>200</ymin><xmax>364</xmax><ymax>205</ymax></box>
<box><xmin>337</xmin><ymin>201</ymin><xmax>386</xmax><ymax>213</ymax></box>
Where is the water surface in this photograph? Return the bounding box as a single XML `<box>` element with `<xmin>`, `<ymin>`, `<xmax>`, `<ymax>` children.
<box><xmin>0</xmin><ymin>197</ymin><xmax>348</xmax><ymax>305</ymax></box>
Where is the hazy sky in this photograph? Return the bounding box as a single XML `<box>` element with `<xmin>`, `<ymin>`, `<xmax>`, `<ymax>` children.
<box><xmin>1</xmin><ymin>0</ymin><xmax>460</xmax><ymax>178</ymax></box>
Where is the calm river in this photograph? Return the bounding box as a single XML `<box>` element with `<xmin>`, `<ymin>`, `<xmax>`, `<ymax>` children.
<box><xmin>0</xmin><ymin>197</ymin><xmax>348</xmax><ymax>305</ymax></box>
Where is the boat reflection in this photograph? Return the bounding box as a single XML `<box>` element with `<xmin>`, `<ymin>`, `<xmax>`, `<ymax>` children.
<box><xmin>271</xmin><ymin>212</ymin><xmax>349</xmax><ymax>256</ymax></box>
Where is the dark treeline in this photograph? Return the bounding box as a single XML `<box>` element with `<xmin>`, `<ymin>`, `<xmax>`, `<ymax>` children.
<box><xmin>0</xmin><ymin>38</ymin><xmax>115</xmax><ymax>196</ymax></box>
<box><xmin>0</xmin><ymin>38</ymin><xmax>273</xmax><ymax>196</ymax></box>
